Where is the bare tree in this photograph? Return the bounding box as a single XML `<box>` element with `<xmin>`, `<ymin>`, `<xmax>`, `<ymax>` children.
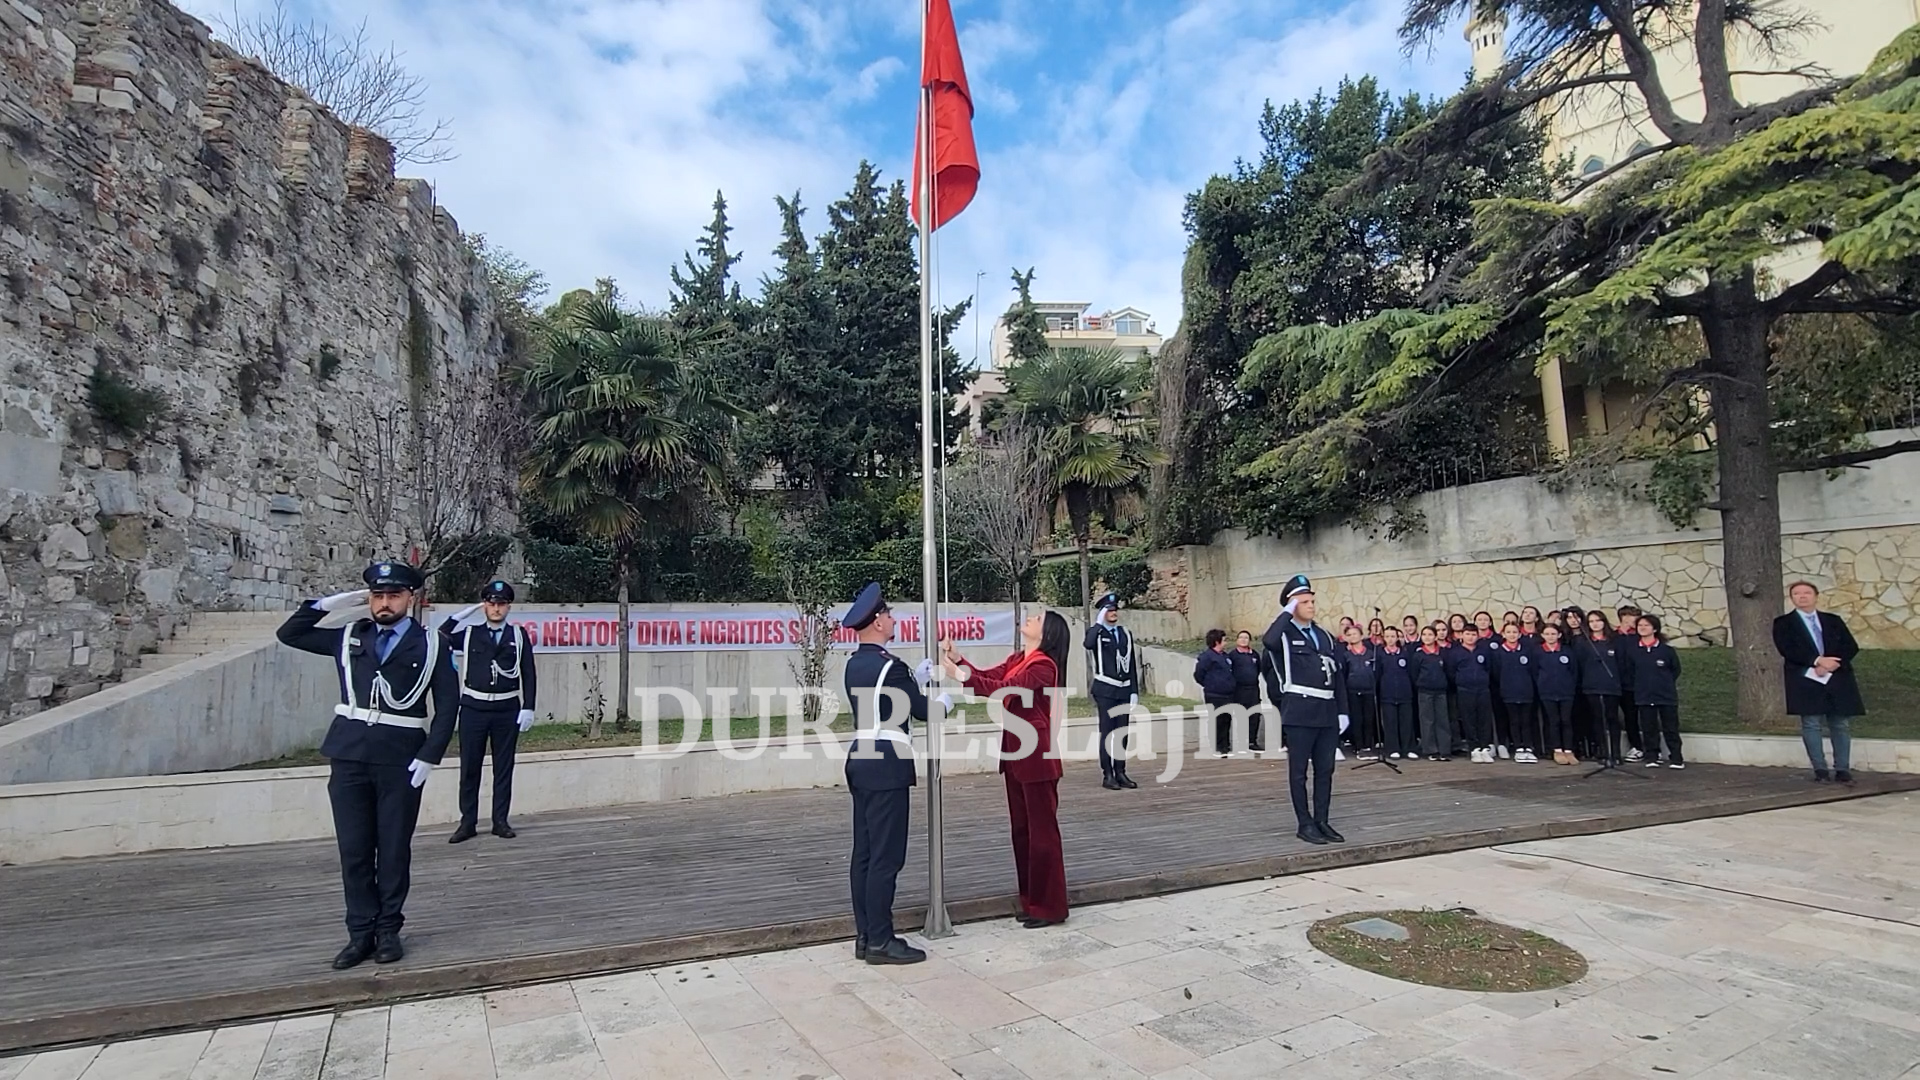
<box><xmin>213</xmin><ymin>0</ymin><xmax>454</xmax><ymax>165</ymax></box>
<box><xmin>947</xmin><ymin>420</ymin><xmax>1051</xmax><ymax>631</ymax></box>
<box><xmin>784</xmin><ymin>562</ymin><xmax>840</xmax><ymax>730</ymax></box>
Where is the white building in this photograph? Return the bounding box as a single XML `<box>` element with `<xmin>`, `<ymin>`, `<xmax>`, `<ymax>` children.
<box><xmin>956</xmin><ymin>302</ymin><xmax>1163</xmax><ymax>437</ymax></box>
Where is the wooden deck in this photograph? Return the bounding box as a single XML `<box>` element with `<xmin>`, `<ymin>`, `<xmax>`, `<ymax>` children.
<box><xmin>2</xmin><ymin>757</ymin><xmax>1915</xmax><ymax>1053</ymax></box>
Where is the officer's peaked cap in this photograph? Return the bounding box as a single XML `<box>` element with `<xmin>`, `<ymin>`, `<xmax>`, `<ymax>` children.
<box><xmin>1095</xmin><ymin>592</ymin><xmax>1121</xmax><ymax>612</ymax></box>
<box><xmin>845</xmin><ymin>581</ymin><xmax>886</xmax><ymax>630</ymax></box>
<box><xmin>364</xmin><ymin>560</ymin><xmax>424</xmax><ymax>591</ymax></box>
<box><xmin>1280</xmin><ymin>574</ymin><xmax>1313</xmax><ymax>603</ymax></box>
<box><xmin>481</xmin><ymin>579</ymin><xmax>516</xmax><ymax>602</ymax></box>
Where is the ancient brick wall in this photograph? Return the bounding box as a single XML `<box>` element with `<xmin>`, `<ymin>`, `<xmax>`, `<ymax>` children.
<box><xmin>0</xmin><ymin>0</ymin><xmax>509</xmax><ymax>716</ymax></box>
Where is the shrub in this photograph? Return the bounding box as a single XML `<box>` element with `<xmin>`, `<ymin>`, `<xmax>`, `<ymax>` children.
<box><xmin>866</xmin><ymin>537</ymin><xmax>924</xmax><ymax>600</ymax></box>
<box><xmin>750</xmin><ymin>571</ymin><xmax>786</xmax><ymax>602</ymax></box>
<box><xmin>525</xmin><ymin>539</ymin><xmax>614</xmax><ymax>602</ymax></box>
<box><xmin>1094</xmin><ymin>547</ymin><xmax>1153</xmax><ymax>607</ymax></box>
<box><xmin>822</xmin><ymin>560</ymin><xmax>894</xmax><ymax>604</ymax></box>
<box><xmin>1038</xmin><ymin>560</ymin><xmax>1082</xmax><ymax>608</ymax></box>
<box><xmin>691</xmin><ymin>534</ymin><xmax>755</xmax><ymax>600</ymax></box>
<box><xmin>655</xmin><ymin>572</ymin><xmax>701</xmax><ymax>601</ymax></box>
<box><xmin>949</xmin><ymin>557</ymin><xmax>1009</xmax><ymax>603</ymax></box>
<box><xmin>88</xmin><ymin>362</ymin><xmax>168</xmax><ymax>436</ymax></box>
<box><xmin>430</xmin><ymin>534</ymin><xmax>513</xmax><ymax>603</ymax></box>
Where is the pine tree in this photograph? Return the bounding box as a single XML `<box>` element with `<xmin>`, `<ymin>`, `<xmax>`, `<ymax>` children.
<box><xmin>1005</xmin><ymin>268</ymin><xmax>1049</xmax><ymax>365</ymax></box>
<box><xmin>668</xmin><ymin>191</ymin><xmax>745</xmax><ymax>335</ymax></box>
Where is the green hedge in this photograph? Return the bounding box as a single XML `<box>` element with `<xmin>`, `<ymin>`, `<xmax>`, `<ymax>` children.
<box><xmin>867</xmin><ymin>537</ymin><xmax>924</xmax><ymax>599</ymax></box>
<box><xmin>822</xmin><ymin>560</ymin><xmax>894</xmax><ymax>604</ymax></box>
<box><xmin>1038</xmin><ymin>560</ymin><xmax>1082</xmax><ymax>607</ymax></box>
<box><xmin>525</xmin><ymin>539</ymin><xmax>614</xmax><ymax>602</ymax></box>
<box><xmin>655</xmin><ymin>572</ymin><xmax>701</xmax><ymax>601</ymax></box>
<box><xmin>430</xmin><ymin>533</ymin><xmax>513</xmax><ymax>603</ymax></box>
<box><xmin>691</xmin><ymin>534</ymin><xmax>755</xmax><ymax>600</ymax></box>
<box><xmin>949</xmin><ymin>557</ymin><xmax>1008</xmax><ymax>603</ymax></box>
<box><xmin>1094</xmin><ymin>547</ymin><xmax>1152</xmax><ymax>607</ymax></box>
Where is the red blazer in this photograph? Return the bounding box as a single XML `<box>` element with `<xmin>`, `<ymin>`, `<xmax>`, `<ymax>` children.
<box><xmin>962</xmin><ymin>650</ymin><xmax>1064</xmax><ymax>784</ymax></box>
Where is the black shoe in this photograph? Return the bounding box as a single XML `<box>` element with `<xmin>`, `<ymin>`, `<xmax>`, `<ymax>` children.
<box><xmin>373</xmin><ymin>930</ymin><xmax>404</xmax><ymax>964</ymax></box>
<box><xmin>331</xmin><ymin>935</ymin><xmax>375</xmax><ymax>970</ymax></box>
<box><xmin>864</xmin><ymin>937</ymin><xmax>927</xmax><ymax>965</ymax></box>
<box><xmin>1316</xmin><ymin>822</ymin><xmax>1346</xmax><ymax>843</ymax></box>
<box><xmin>1296</xmin><ymin>824</ymin><xmax>1330</xmax><ymax>845</ymax></box>
<box><xmin>1021</xmin><ymin>917</ymin><xmax>1066</xmax><ymax>929</ymax></box>
<box><xmin>1835</xmin><ymin>770</ymin><xmax>1854</xmax><ymax>783</ymax></box>
<box><xmin>448</xmin><ymin>823</ymin><xmax>478</xmax><ymax>844</ymax></box>
<box><xmin>854</xmin><ymin>938</ymin><xmax>867</xmax><ymax>960</ymax></box>
<box><xmin>1116</xmin><ymin>769</ymin><xmax>1139</xmax><ymax>789</ymax></box>
<box><xmin>1812</xmin><ymin>769</ymin><xmax>1831</xmax><ymax>781</ymax></box>
<box><xmin>1102</xmin><ymin>773</ymin><xmax>1122</xmax><ymax>790</ymax></box>
<box><xmin>492</xmin><ymin>824</ymin><xmax>518</xmax><ymax>839</ymax></box>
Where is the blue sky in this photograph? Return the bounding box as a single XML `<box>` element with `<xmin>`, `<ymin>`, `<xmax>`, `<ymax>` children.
<box><xmin>180</xmin><ymin>0</ymin><xmax>1474</xmax><ymax>365</ymax></box>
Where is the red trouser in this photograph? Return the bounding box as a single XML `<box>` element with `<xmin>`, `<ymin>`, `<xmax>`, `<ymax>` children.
<box><xmin>1005</xmin><ymin>775</ymin><xmax>1069</xmax><ymax>921</ymax></box>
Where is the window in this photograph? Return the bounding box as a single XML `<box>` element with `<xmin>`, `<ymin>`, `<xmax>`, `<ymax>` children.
<box><xmin>1045</xmin><ymin>317</ymin><xmax>1063</xmax><ymax>331</ymax></box>
<box><xmin>1628</xmin><ymin>139</ymin><xmax>1652</xmax><ymax>157</ymax></box>
<box><xmin>1114</xmin><ymin>317</ymin><xmax>1143</xmax><ymax>336</ymax></box>
<box><xmin>1581</xmin><ymin>156</ymin><xmax>1606</xmax><ymax>177</ymax></box>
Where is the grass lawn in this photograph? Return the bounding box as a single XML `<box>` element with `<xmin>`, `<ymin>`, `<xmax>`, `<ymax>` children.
<box><xmin>230</xmin><ymin>691</ymin><xmax>1198</xmax><ymax>770</ymax></box>
<box><xmin>1679</xmin><ymin>648</ymin><xmax>1919</xmax><ymax>739</ymax></box>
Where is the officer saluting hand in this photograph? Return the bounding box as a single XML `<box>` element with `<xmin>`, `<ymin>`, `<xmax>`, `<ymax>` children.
<box><xmin>277</xmin><ymin>560</ymin><xmax>458</xmax><ymax>969</ymax></box>
<box><xmin>439</xmin><ymin>580</ymin><xmax>538</xmax><ymax>842</ymax></box>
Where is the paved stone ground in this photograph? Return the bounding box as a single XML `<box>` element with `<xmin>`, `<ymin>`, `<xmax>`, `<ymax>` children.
<box><xmin>6</xmin><ymin>793</ymin><xmax>1917</xmax><ymax>1080</ymax></box>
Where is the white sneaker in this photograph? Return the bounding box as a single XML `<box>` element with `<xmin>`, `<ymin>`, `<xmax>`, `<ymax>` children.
<box><xmin>1216</xmin><ymin>752</ymin><xmax>1230</xmax><ymax>760</ymax></box>
<box><xmin>1496</xmin><ymin>745</ymin><xmax>1511</xmax><ymax>760</ymax></box>
<box><xmin>1335</xmin><ymin>748</ymin><xmax>1346</xmax><ymax>761</ymax></box>
<box><xmin>1627</xmin><ymin>748</ymin><xmax>1643</xmax><ymax>761</ymax></box>
<box><xmin>1469</xmin><ymin>748</ymin><xmax>1485</xmax><ymax>763</ymax></box>
<box><xmin>1518</xmin><ymin>749</ymin><xmax>1535</xmax><ymax>763</ymax></box>
<box><xmin>1388</xmin><ymin>752</ymin><xmax>1402</xmax><ymax>760</ymax></box>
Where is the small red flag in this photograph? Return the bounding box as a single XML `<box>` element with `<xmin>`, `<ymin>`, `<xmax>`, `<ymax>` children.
<box><xmin>911</xmin><ymin>0</ymin><xmax>979</xmax><ymax>232</ymax></box>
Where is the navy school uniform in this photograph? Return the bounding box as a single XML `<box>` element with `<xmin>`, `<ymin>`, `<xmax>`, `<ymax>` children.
<box><xmin>1627</xmin><ymin>637</ymin><xmax>1684</xmax><ymax>765</ymax></box>
<box><xmin>1375</xmin><ymin>645</ymin><xmax>1417</xmax><ymax>758</ymax></box>
<box><xmin>1339</xmin><ymin>644</ymin><xmax>1380</xmax><ymax>748</ymax></box>
<box><xmin>278</xmin><ymin>603</ymin><xmax>459</xmax><ymax>937</ymax></box>
<box><xmin>1446</xmin><ymin>641</ymin><xmax>1496</xmax><ymax>749</ymax></box>
<box><xmin>843</xmin><ymin>642</ymin><xmax>930</xmax><ymax>947</ymax></box>
<box><xmin>1489</xmin><ymin>641</ymin><xmax>1540</xmax><ymax>754</ymax></box>
<box><xmin>439</xmin><ymin>618</ymin><xmax>539</xmax><ymax>831</ymax></box>
<box><xmin>1409</xmin><ymin>644</ymin><xmax>1453</xmax><ymax>758</ymax></box>
<box><xmin>1615</xmin><ymin>630</ymin><xmax>1646</xmax><ymax>751</ymax></box>
<box><xmin>1575</xmin><ymin>633</ymin><xmax>1627</xmax><ymax>760</ymax></box>
<box><xmin>1534</xmin><ymin>642</ymin><xmax>1578</xmax><ymax>753</ymax></box>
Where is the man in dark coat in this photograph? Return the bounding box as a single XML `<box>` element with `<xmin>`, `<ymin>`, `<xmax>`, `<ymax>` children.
<box><xmin>1261</xmin><ymin>575</ymin><xmax>1350</xmax><ymax>846</ymax></box>
<box><xmin>277</xmin><ymin>560</ymin><xmax>459</xmax><ymax>969</ymax></box>
<box><xmin>438</xmin><ymin>579</ymin><xmax>538</xmax><ymax>842</ymax></box>
<box><xmin>1085</xmin><ymin>592</ymin><xmax>1140</xmax><ymax>790</ymax></box>
<box><xmin>1772</xmin><ymin>581</ymin><xmax>1866</xmax><ymax>782</ymax></box>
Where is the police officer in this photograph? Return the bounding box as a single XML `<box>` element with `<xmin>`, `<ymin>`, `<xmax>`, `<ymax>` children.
<box><xmin>1260</xmin><ymin>575</ymin><xmax>1351</xmax><ymax>846</ymax></box>
<box><xmin>277</xmin><ymin>560</ymin><xmax>458</xmax><ymax>969</ymax></box>
<box><xmin>842</xmin><ymin>581</ymin><xmax>941</xmax><ymax>966</ymax></box>
<box><xmin>438</xmin><ymin>580</ymin><xmax>538</xmax><ymax>843</ymax></box>
<box><xmin>1085</xmin><ymin>592</ymin><xmax>1139</xmax><ymax>790</ymax></box>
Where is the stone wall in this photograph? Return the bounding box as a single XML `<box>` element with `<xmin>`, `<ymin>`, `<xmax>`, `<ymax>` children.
<box><xmin>1193</xmin><ymin>431</ymin><xmax>1920</xmax><ymax>647</ymax></box>
<box><xmin>0</xmin><ymin>0</ymin><xmax>510</xmax><ymax>717</ymax></box>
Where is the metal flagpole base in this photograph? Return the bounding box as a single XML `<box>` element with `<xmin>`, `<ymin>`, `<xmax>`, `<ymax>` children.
<box><xmin>922</xmin><ymin>752</ymin><xmax>955</xmax><ymax>938</ymax></box>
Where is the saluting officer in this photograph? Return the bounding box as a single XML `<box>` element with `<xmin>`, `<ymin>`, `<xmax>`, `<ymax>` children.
<box><xmin>1261</xmin><ymin>575</ymin><xmax>1351</xmax><ymax>847</ymax></box>
<box><xmin>277</xmin><ymin>560</ymin><xmax>458</xmax><ymax>969</ymax></box>
<box><xmin>842</xmin><ymin>581</ymin><xmax>942</xmax><ymax>966</ymax></box>
<box><xmin>1085</xmin><ymin>592</ymin><xmax>1140</xmax><ymax>790</ymax></box>
<box><xmin>438</xmin><ymin>580</ymin><xmax>538</xmax><ymax>843</ymax></box>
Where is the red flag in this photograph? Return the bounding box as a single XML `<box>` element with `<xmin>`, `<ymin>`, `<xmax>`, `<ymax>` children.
<box><xmin>911</xmin><ymin>0</ymin><xmax>979</xmax><ymax>231</ymax></box>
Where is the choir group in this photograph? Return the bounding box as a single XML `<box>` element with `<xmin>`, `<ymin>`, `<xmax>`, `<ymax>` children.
<box><xmin>1196</xmin><ymin>603</ymin><xmax>1686</xmax><ymax>770</ymax></box>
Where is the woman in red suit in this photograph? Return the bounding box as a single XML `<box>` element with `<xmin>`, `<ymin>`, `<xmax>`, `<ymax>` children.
<box><xmin>941</xmin><ymin>610</ymin><xmax>1071</xmax><ymax>928</ymax></box>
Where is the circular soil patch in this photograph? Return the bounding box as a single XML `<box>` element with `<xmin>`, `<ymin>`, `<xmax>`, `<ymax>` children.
<box><xmin>1307</xmin><ymin>908</ymin><xmax>1587</xmax><ymax>993</ymax></box>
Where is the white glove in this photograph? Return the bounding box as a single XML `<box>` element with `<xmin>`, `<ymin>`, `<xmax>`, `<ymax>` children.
<box><xmin>317</xmin><ymin>589</ymin><xmax>370</xmax><ymax>612</ymax></box>
<box><xmin>516</xmin><ymin>709</ymin><xmax>535</xmax><ymax>732</ymax></box>
<box><xmin>407</xmin><ymin>759</ymin><xmax>432</xmax><ymax>788</ymax></box>
<box><xmin>1130</xmin><ymin>693</ymin><xmax>1139</xmax><ymax>706</ymax></box>
<box><xmin>1338</xmin><ymin>715</ymin><xmax>1351</xmax><ymax>734</ymax></box>
<box><xmin>936</xmin><ymin>693</ymin><xmax>953</xmax><ymax>712</ymax></box>
<box><xmin>452</xmin><ymin>602</ymin><xmax>483</xmax><ymax>624</ymax></box>
<box><xmin>914</xmin><ymin>658</ymin><xmax>936</xmax><ymax>688</ymax></box>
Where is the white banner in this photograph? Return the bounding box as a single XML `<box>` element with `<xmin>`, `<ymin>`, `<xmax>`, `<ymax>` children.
<box><xmin>461</xmin><ymin>606</ymin><xmax>1019</xmax><ymax>653</ymax></box>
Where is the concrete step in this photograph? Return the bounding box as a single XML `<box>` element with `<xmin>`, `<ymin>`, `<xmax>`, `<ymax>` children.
<box><xmin>134</xmin><ymin>653</ymin><xmax>193</xmax><ymax>672</ymax></box>
<box><xmin>161</xmin><ymin>633</ymin><xmax>270</xmax><ymax>651</ymax></box>
<box><xmin>186</xmin><ymin>611</ymin><xmax>294</xmax><ymax>631</ymax></box>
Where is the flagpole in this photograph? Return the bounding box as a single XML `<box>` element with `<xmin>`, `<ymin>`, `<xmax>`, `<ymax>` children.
<box><xmin>918</xmin><ymin>0</ymin><xmax>953</xmax><ymax>940</ymax></box>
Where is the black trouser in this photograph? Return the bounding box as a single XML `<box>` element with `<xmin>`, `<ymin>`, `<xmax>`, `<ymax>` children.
<box><xmin>1235</xmin><ymin>686</ymin><xmax>1265</xmax><ymax>750</ymax></box>
<box><xmin>1283</xmin><ymin>723</ymin><xmax>1337</xmax><ymax>829</ymax></box>
<box><xmin>458</xmin><ymin>703</ymin><xmax>521</xmax><ymax>829</ymax></box>
<box><xmin>1208</xmin><ymin>695</ymin><xmax>1236</xmax><ymax>753</ymax></box>
<box><xmin>1094</xmin><ymin>692</ymin><xmax>1131</xmax><ymax>775</ymax></box>
<box><xmin>1586</xmin><ymin>694</ymin><xmax>1624</xmax><ymax>761</ymax></box>
<box><xmin>1621</xmin><ymin>693</ymin><xmax>1644</xmax><ymax>751</ymax></box>
<box><xmin>1417</xmin><ymin>691</ymin><xmax>1451</xmax><ymax>757</ymax></box>
<box><xmin>1493</xmin><ymin>698</ymin><xmax>1513</xmax><ymax>751</ymax></box>
<box><xmin>849</xmin><ymin>785</ymin><xmax>910</xmax><ymax>946</ymax></box>
<box><xmin>328</xmin><ymin>758</ymin><xmax>424</xmax><ymax>936</ymax></box>
<box><xmin>1380</xmin><ymin>700</ymin><xmax>1416</xmax><ymax>757</ymax></box>
<box><xmin>1458</xmin><ymin>689</ymin><xmax>1495</xmax><ymax>749</ymax></box>
<box><xmin>1349</xmin><ymin>694</ymin><xmax>1379</xmax><ymax>750</ymax></box>
<box><xmin>1541</xmin><ymin>698</ymin><xmax>1574</xmax><ymax>752</ymax></box>
<box><xmin>1638</xmin><ymin>704</ymin><xmax>1683</xmax><ymax>764</ymax></box>
<box><xmin>1504</xmin><ymin>699</ymin><xmax>1540</xmax><ymax>755</ymax></box>
<box><xmin>1449</xmin><ymin>691</ymin><xmax>1464</xmax><ymax>747</ymax></box>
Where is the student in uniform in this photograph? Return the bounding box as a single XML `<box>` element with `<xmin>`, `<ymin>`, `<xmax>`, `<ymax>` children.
<box><xmin>1490</xmin><ymin>623</ymin><xmax>1541</xmax><ymax>763</ymax></box>
<box><xmin>1615</xmin><ymin>605</ymin><xmax>1646</xmax><ymax>759</ymax></box>
<box><xmin>1196</xmin><ymin>630</ymin><xmax>1238</xmax><ymax>758</ymax></box>
<box><xmin>1535</xmin><ymin>623</ymin><xmax>1579</xmax><ymax>764</ymax></box>
<box><xmin>1558</xmin><ymin>606</ymin><xmax>1590</xmax><ymax>756</ymax></box>
<box><xmin>1366</xmin><ymin>618</ymin><xmax>1387</xmax><ymax>647</ymax></box>
<box><xmin>1576</xmin><ymin>609</ymin><xmax>1627</xmax><ymax>766</ymax></box>
<box><xmin>1629</xmin><ymin>614</ymin><xmax>1684</xmax><ymax>768</ymax></box>
<box><xmin>1376</xmin><ymin>626</ymin><xmax>1417</xmax><ymax>760</ymax></box>
<box><xmin>1447</xmin><ymin>625</ymin><xmax>1497</xmax><ymax>762</ymax></box>
<box><xmin>1340</xmin><ymin>624</ymin><xmax>1381</xmax><ymax>757</ymax></box>
<box><xmin>1520</xmin><ymin>605</ymin><xmax>1543</xmax><ymax>641</ymax></box>
<box><xmin>1447</xmin><ymin>613</ymin><xmax>1469</xmax><ymax>643</ymax></box>
<box><xmin>1228</xmin><ymin>630</ymin><xmax>1268</xmax><ymax>755</ymax></box>
<box><xmin>1473</xmin><ymin>611</ymin><xmax>1497</xmax><ymax>639</ymax></box>
<box><xmin>1401</xmin><ymin>615</ymin><xmax>1422</xmax><ymax>648</ymax></box>
<box><xmin>1411</xmin><ymin>626</ymin><xmax>1452</xmax><ymax>761</ymax></box>
<box><xmin>1435</xmin><ymin>618</ymin><xmax>1464</xmax><ymax>749</ymax></box>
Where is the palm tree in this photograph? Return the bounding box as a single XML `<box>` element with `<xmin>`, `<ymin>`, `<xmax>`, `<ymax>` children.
<box><xmin>1005</xmin><ymin>347</ymin><xmax>1162</xmax><ymax>640</ymax></box>
<box><xmin>520</xmin><ymin>299</ymin><xmax>738</xmax><ymax>734</ymax></box>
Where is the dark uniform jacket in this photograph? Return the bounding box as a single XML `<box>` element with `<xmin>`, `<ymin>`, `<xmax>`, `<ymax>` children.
<box><xmin>438</xmin><ymin>618</ymin><xmax>539</xmax><ymax>712</ymax></box>
<box><xmin>1260</xmin><ymin>617</ymin><xmax>1350</xmax><ymax>728</ymax></box>
<box><xmin>1626</xmin><ymin>638</ymin><xmax>1682</xmax><ymax>706</ymax></box>
<box><xmin>1339</xmin><ymin>644</ymin><xmax>1379</xmax><ymax>697</ymax></box>
<box><xmin>1771</xmin><ymin>609</ymin><xmax>1865</xmax><ymax>716</ymax></box>
<box><xmin>278</xmin><ymin>602</ymin><xmax>458</xmax><ymax>766</ymax></box>
<box><xmin>843</xmin><ymin>643</ymin><xmax>928</xmax><ymax>791</ymax></box>
<box><xmin>1376</xmin><ymin>646</ymin><xmax>1415</xmax><ymax>704</ymax></box>
<box><xmin>1410</xmin><ymin>644</ymin><xmax>1451</xmax><ymax>692</ymax></box>
<box><xmin>1574</xmin><ymin>634</ymin><xmax>1623</xmax><ymax>697</ymax></box>
<box><xmin>1489</xmin><ymin>642</ymin><xmax>1537</xmax><ymax>704</ymax></box>
<box><xmin>1194</xmin><ymin>648</ymin><xmax>1236</xmax><ymax>699</ymax></box>
<box><xmin>1446</xmin><ymin>641</ymin><xmax>1493</xmax><ymax>693</ymax></box>
<box><xmin>1226</xmin><ymin>647</ymin><xmax>1264</xmax><ymax>699</ymax></box>
<box><xmin>1533</xmin><ymin>643</ymin><xmax>1578</xmax><ymax>702</ymax></box>
<box><xmin>1084</xmin><ymin>623</ymin><xmax>1139</xmax><ymax>701</ymax></box>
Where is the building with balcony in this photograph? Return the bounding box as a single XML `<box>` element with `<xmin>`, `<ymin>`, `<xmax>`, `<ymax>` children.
<box><xmin>956</xmin><ymin>302</ymin><xmax>1163</xmax><ymax>437</ymax></box>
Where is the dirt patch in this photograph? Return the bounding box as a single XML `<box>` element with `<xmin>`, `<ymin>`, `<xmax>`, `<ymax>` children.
<box><xmin>1307</xmin><ymin>908</ymin><xmax>1587</xmax><ymax>992</ymax></box>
